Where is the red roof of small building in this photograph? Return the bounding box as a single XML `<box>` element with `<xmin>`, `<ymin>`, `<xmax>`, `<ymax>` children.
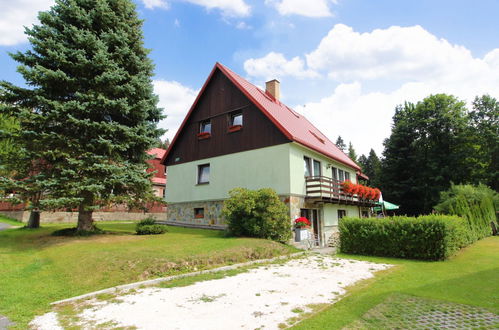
<box><xmin>148</xmin><ymin>148</ymin><xmax>167</xmax><ymax>159</ymax></box>
<box><xmin>162</xmin><ymin>63</ymin><xmax>361</xmax><ymax>171</ymax></box>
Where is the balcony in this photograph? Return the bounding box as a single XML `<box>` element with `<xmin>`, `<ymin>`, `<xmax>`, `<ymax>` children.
<box><xmin>305</xmin><ymin>176</ymin><xmax>378</xmax><ymax>206</ymax></box>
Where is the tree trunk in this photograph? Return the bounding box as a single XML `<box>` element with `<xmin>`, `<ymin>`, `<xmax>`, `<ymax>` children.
<box><xmin>27</xmin><ymin>209</ymin><xmax>40</xmax><ymax>228</ymax></box>
<box><xmin>77</xmin><ymin>194</ymin><xmax>94</xmax><ymax>232</ymax></box>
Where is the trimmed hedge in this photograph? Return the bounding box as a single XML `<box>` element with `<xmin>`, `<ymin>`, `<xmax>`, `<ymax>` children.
<box><xmin>339</xmin><ymin>215</ymin><xmax>468</xmax><ymax>260</ymax></box>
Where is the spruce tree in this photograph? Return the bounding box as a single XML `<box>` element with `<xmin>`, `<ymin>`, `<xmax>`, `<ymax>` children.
<box><xmin>335</xmin><ymin>136</ymin><xmax>346</xmax><ymax>152</ymax></box>
<box><xmin>0</xmin><ymin>0</ymin><xmax>164</xmax><ymax>232</ymax></box>
<box><xmin>347</xmin><ymin>142</ymin><xmax>358</xmax><ymax>163</ymax></box>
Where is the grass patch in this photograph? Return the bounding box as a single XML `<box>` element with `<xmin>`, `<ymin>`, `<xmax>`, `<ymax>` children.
<box><xmin>0</xmin><ymin>221</ymin><xmax>297</xmax><ymax>328</ymax></box>
<box><xmin>292</xmin><ymin>236</ymin><xmax>499</xmax><ymax>329</ymax></box>
<box><xmin>0</xmin><ymin>214</ymin><xmax>24</xmax><ymax>226</ymax></box>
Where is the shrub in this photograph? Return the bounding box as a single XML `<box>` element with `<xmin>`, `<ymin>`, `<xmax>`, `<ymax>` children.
<box><xmin>136</xmin><ymin>217</ymin><xmax>167</xmax><ymax>235</ymax></box>
<box><xmin>339</xmin><ymin>215</ymin><xmax>469</xmax><ymax>260</ymax></box>
<box><xmin>434</xmin><ymin>184</ymin><xmax>497</xmax><ymax>241</ymax></box>
<box><xmin>222</xmin><ymin>188</ymin><xmax>291</xmax><ymax>243</ymax></box>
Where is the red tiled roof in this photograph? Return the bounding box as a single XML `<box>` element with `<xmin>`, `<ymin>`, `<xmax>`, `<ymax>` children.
<box><xmin>147</xmin><ymin>148</ymin><xmax>167</xmax><ymax>159</ymax></box>
<box><xmin>152</xmin><ymin>177</ymin><xmax>166</xmax><ymax>185</ymax></box>
<box><xmin>217</xmin><ymin>63</ymin><xmax>360</xmax><ymax>171</ymax></box>
<box><xmin>162</xmin><ymin>63</ymin><xmax>361</xmax><ymax>171</ymax></box>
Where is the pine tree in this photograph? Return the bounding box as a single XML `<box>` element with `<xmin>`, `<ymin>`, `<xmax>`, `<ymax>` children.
<box><xmin>335</xmin><ymin>136</ymin><xmax>346</xmax><ymax>152</ymax></box>
<box><xmin>0</xmin><ymin>0</ymin><xmax>164</xmax><ymax>232</ymax></box>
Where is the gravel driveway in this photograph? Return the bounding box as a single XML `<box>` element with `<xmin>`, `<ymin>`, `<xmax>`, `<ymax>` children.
<box><xmin>31</xmin><ymin>255</ymin><xmax>390</xmax><ymax>330</ymax></box>
<box><xmin>0</xmin><ymin>223</ymin><xmax>11</xmax><ymax>231</ymax></box>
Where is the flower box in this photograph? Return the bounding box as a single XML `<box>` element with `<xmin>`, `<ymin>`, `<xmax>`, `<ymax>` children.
<box><xmin>295</xmin><ymin>228</ymin><xmax>310</xmax><ymax>242</ymax></box>
<box><xmin>194</xmin><ymin>214</ymin><xmax>204</xmax><ymax>219</ymax></box>
<box><xmin>228</xmin><ymin>125</ymin><xmax>242</xmax><ymax>133</ymax></box>
<box><xmin>197</xmin><ymin>132</ymin><xmax>211</xmax><ymax>140</ymax></box>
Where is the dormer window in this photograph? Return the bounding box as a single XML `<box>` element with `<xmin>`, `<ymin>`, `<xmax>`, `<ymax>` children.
<box><xmin>198</xmin><ymin>120</ymin><xmax>211</xmax><ymax>139</ymax></box>
<box><xmin>228</xmin><ymin>112</ymin><xmax>243</xmax><ymax>132</ymax></box>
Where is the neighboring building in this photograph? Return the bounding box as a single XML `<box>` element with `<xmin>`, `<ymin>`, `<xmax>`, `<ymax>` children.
<box><xmin>0</xmin><ymin>148</ymin><xmax>168</xmax><ymax>222</ymax></box>
<box><xmin>161</xmin><ymin>63</ymin><xmax>376</xmax><ymax>246</ymax></box>
<box><xmin>147</xmin><ymin>148</ymin><xmax>167</xmax><ymax>198</ymax></box>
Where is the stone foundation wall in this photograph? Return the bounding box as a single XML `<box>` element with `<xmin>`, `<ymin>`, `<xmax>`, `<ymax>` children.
<box><xmin>0</xmin><ymin>210</ymin><xmax>166</xmax><ymax>223</ymax></box>
<box><xmin>167</xmin><ymin>200</ymin><xmax>226</xmax><ymax>227</ymax></box>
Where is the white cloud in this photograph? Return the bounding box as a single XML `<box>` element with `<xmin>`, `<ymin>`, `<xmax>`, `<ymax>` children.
<box><xmin>142</xmin><ymin>0</ymin><xmax>169</xmax><ymax>10</ymax></box>
<box><xmin>244</xmin><ymin>52</ymin><xmax>319</xmax><ymax>80</ymax></box>
<box><xmin>154</xmin><ymin>80</ymin><xmax>198</xmax><ymax>141</ymax></box>
<box><xmin>236</xmin><ymin>21</ymin><xmax>251</xmax><ymax>30</ymax></box>
<box><xmin>306</xmin><ymin>24</ymin><xmax>489</xmax><ymax>81</ymax></box>
<box><xmin>245</xmin><ymin>24</ymin><xmax>499</xmax><ymax>156</ymax></box>
<box><xmin>265</xmin><ymin>0</ymin><xmax>336</xmax><ymax>17</ymax></box>
<box><xmin>184</xmin><ymin>0</ymin><xmax>250</xmax><ymax>17</ymax></box>
<box><xmin>0</xmin><ymin>0</ymin><xmax>53</xmax><ymax>46</ymax></box>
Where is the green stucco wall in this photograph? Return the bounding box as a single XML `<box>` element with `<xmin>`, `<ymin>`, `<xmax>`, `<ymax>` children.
<box><xmin>165</xmin><ymin>144</ymin><xmax>291</xmax><ymax>203</ymax></box>
<box><xmin>288</xmin><ymin>143</ymin><xmax>357</xmax><ymax>196</ymax></box>
<box><xmin>166</xmin><ymin>142</ymin><xmax>359</xmax><ymax>203</ymax></box>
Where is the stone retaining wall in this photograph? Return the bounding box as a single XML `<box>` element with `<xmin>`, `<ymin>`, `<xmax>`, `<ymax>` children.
<box><xmin>0</xmin><ymin>210</ymin><xmax>166</xmax><ymax>223</ymax></box>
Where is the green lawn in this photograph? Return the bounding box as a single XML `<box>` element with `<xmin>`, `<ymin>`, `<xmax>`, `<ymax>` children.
<box><xmin>0</xmin><ymin>215</ymin><xmax>24</xmax><ymax>226</ymax></box>
<box><xmin>293</xmin><ymin>236</ymin><xmax>499</xmax><ymax>329</ymax></box>
<box><xmin>0</xmin><ymin>218</ymin><xmax>296</xmax><ymax>328</ymax></box>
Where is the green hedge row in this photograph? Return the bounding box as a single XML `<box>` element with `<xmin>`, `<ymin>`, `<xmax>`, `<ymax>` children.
<box><xmin>339</xmin><ymin>215</ymin><xmax>469</xmax><ymax>260</ymax></box>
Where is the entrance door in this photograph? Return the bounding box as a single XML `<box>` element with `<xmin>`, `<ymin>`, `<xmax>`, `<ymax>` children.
<box><xmin>300</xmin><ymin>208</ymin><xmax>321</xmax><ymax>247</ymax></box>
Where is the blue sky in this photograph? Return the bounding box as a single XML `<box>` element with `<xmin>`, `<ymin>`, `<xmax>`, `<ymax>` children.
<box><xmin>1</xmin><ymin>0</ymin><xmax>498</xmax><ymax>155</ymax></box>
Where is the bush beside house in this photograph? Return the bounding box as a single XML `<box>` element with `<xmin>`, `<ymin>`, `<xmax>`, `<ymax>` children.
<box><xmin>222</xmin><ymin>188</ymin><xmax>291</xmax><ymax>244</ymax></box>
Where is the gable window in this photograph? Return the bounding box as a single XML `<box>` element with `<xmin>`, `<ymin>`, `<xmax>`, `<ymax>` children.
<box><xmin>228</xmin><ymin>112</ymin><xmax>243</xmax><ymax>133</ymax></box>
<box><xmin>199</xmin><ymin>120</ymin><xmax>211</xmax><ymax>134</ymax></box>
<box><xmin>338</xmin><ymin>210</ymin><xmax>346</xmax><ymax>219</ymax></box>
<box><xmin>230</xmin><ymin>112</ymin><xmax>243</xmax><ymax>127</ymax></box>
<box><xmin>194</xmin><ymin>208</ymin><xmax>204</xmax><ymax>218</ymax></box>
<box><xmin>197</xmin><ymin>164</ymin><xmax>210</xmax><ymax>184</ymax></box>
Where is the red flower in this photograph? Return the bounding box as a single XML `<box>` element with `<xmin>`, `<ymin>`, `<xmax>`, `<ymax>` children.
<box><xmin>341</xmin><ymin>180</ymin><xmax>354</xmax><ymax>195</ymax></box>
<box><xmin>295</xmin><ymin>217</ymin><xmax>311</xmax><ymax>228</ymax></box>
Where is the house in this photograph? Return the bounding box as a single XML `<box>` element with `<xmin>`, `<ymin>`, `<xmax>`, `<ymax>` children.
<box><xmin>161</xmin><ymin>63</ymin><xmax>377</xmax><ymax>246</ymax></box>
<box><xmin>147</xmin><ymin>148</ymin><xmax>167</xmax><ymax>198</ymax></box>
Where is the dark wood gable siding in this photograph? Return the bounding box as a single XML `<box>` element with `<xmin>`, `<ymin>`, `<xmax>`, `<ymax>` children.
<box><xmin>164</xmin><ymin>69</ymin><xmax>291</xmax><ymax>166</ymax></box>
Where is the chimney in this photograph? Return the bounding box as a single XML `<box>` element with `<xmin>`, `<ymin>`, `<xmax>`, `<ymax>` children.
<box><xmin>265</xmin><ymin>79</ymin><xmax>280</xmax><ymax>101</ymax></box>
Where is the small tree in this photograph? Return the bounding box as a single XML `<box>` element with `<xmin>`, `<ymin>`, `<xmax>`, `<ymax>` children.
<box><xmin>0</xmin><ymin>0</ymin><xmax>164</xmax><ymax>232</ymax></box>
<box><xmin>222</xmin><ymin>188</ymin><xmax>291</xmax><ymax>243</ymax></box>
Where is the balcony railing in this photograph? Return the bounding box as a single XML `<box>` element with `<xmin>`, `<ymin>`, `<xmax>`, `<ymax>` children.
<box><xmin>305</xmin><ymin>176</ymin><xmax>377</xmax><ymax>206</ymax></box>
